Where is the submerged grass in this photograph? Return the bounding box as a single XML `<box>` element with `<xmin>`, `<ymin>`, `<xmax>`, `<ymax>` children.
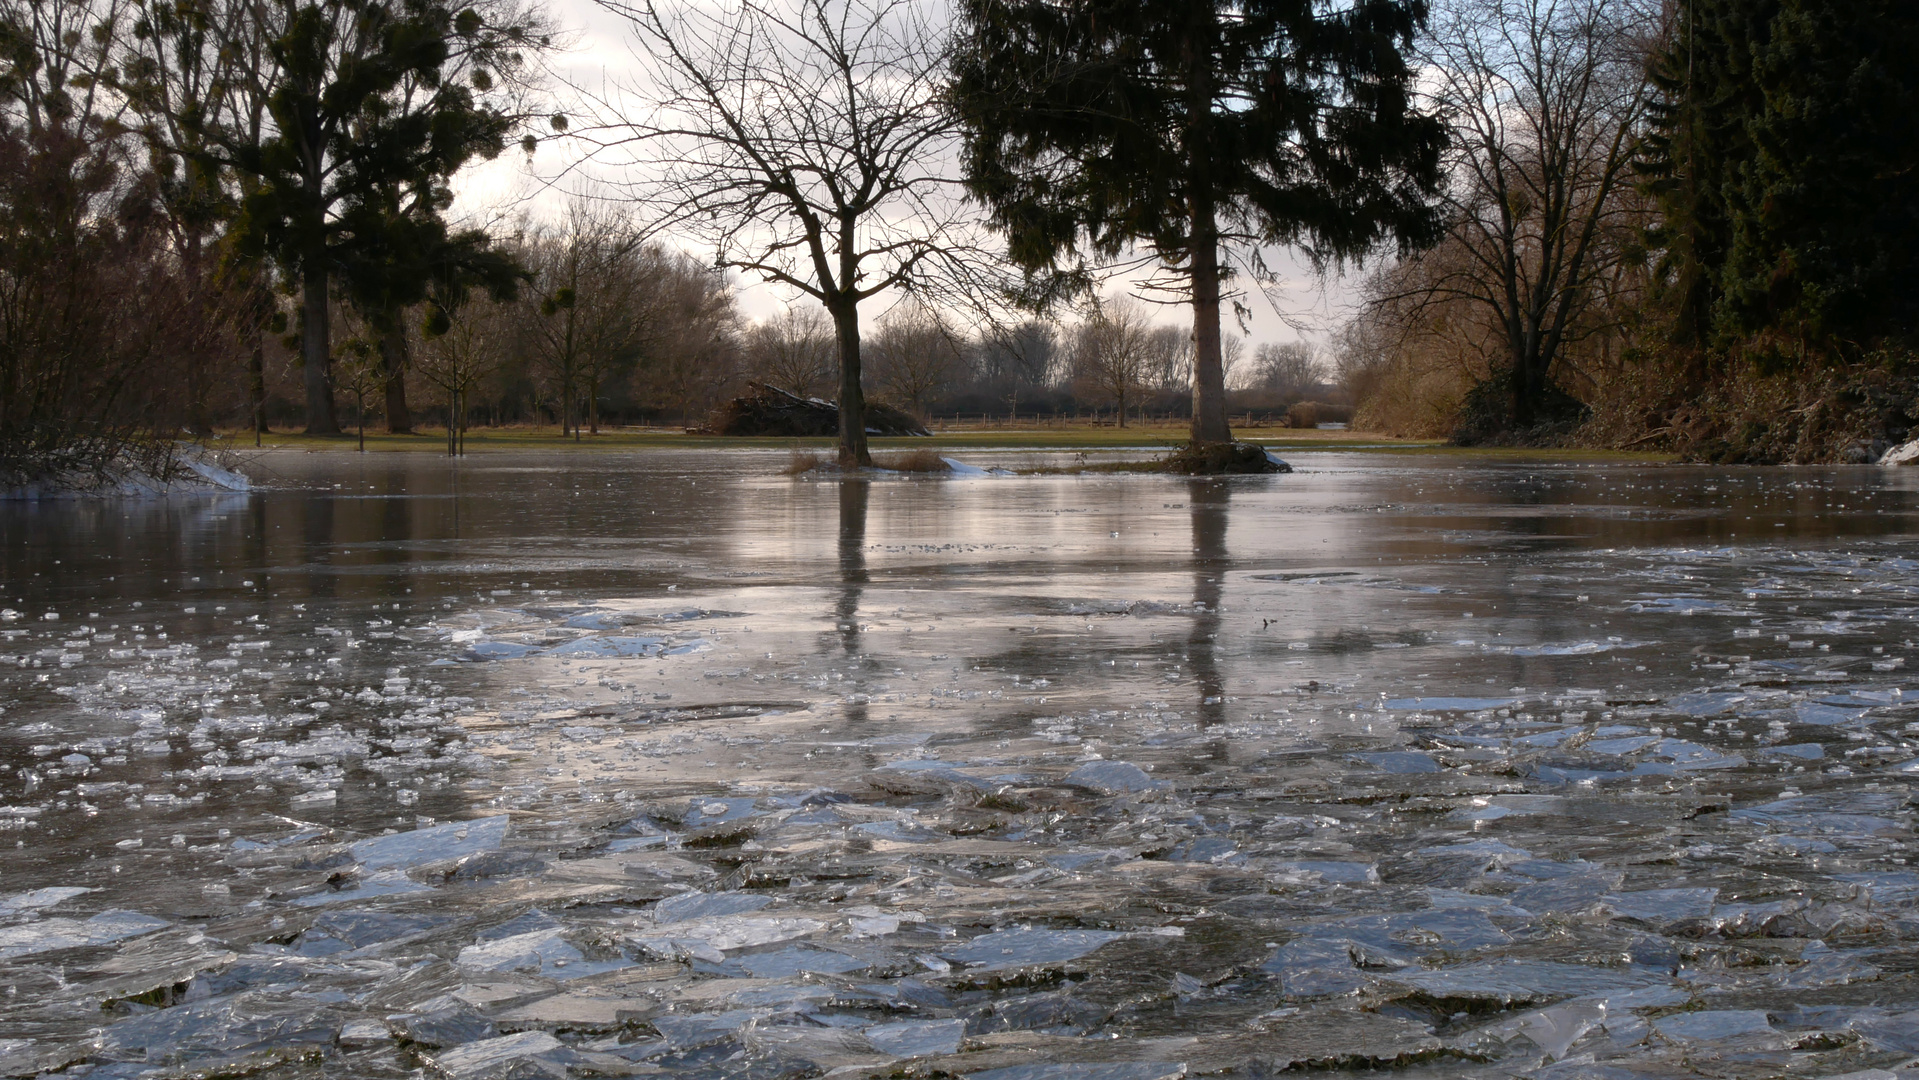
<box><xmin>782</xmin><ymin>448</ymin><xmax>828</xmax><ymax>475</ymax></box>
<box><xmin>782</xmin><ymin>446</ymin><xmax>952</xmax><ymax>475</ymax></box>
<box><xmin>219</xmin><ymin>424</ymin><xmax>1671</xmax><ymax>463</ymax></box>
<box><xmin>874</xmin><ymin>449</ymin><xmax>950</xmax><ymax>472</ymax></box>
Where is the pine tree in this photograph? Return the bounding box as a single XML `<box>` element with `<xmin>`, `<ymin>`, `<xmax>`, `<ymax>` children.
<box><xmin>951</xmin><ymin>0</ymin><xmax>1446</xmax><ymax>445</ymax></box>
<box><xmin>1644</xmin><ymin>0</ymin><xmax>1919</xmax><ymax>364</ymax></box>
<box><xmin>199</xmin><ymin>0</ymin><xmax>522</xmax><ymax>434</ymax></box>
<box><xmin>336</xmin><ymin>185</ymin><xmax>526</xmax><ymax>434</ymax></box>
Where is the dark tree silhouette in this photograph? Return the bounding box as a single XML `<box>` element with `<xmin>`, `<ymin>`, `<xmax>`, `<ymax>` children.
<box><xmin>952</xmin><ymin>0</ymin><xmax>1447</xmax><ymax>445</ymax></box>
<box><xmin>194</xmin><ymin>0</ymin><xmax>526</xmax><ymax>433</ymax></box>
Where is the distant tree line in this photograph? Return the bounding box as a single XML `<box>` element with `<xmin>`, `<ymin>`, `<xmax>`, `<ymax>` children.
<box><xmin>352</xmin><ymin>269</ymin><xmax>1347</xmax><ymax>435</ymax></box>
<box><xmin>0</xmin><ymin>0</ymin><xmax>1379</xmax><ymax>480</ymax></box>
<box><xmin>14</xmin><ymin>0</ymin><xmax>1888</xmax><ymax>470</ymax></box>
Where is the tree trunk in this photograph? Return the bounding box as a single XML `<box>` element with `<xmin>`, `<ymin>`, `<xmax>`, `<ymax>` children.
<box><xmin>831</xmin><ymin>298</ymin><xmax>870</xmax><ymax>466</ymax></box>
<box><xmin>301</xmin><ymin>265</ymin><xmax>339</xmax><ymax>434</ymax></box>
<box><xmin>379</xmin><ymin>319</ymin><xmax>413</xmax><ymax>434</ymax></box>
<box><xmin>1184</xmin><ymin>12</ymin><xmax>1232</xmax><ymax>447</ymax></box>
<box><xmin>249</xmin><ymin>337</ymin><xmax>267</xmax><ymax>441</ymax></box>
<box><xmin>1188</xmin><ymin>227</ymin><xmax>1232</xmax><ymax>444</ymax></box>
<box><xmin>1510</xmin><ymin>348</ymin><xmax>1538</xmax><ymax>430</ymax></box>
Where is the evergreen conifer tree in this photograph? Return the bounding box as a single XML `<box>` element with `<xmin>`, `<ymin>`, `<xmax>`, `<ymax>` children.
<box><xmin>200</xmin><ymin>0</ymin><xmax>521</xmax><ymax>433</ymax></box>
<box><xmin>1644</xmin><ymin>0</ymin><xmax>1919</xmax><ymax>363</ymax></box>
<box><xmin>951</xmin><ymin>0</ymin><xmax>1447</xmax><ymax>445</ymax></box>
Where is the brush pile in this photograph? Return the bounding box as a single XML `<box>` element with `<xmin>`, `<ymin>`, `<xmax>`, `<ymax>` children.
<box><xmin>709</xmin><ymin>383</ymin><xmax>929</xmax><ymax>438</ymax></box>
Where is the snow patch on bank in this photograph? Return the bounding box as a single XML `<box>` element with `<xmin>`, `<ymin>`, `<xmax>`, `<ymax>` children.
<box><xmin>3</xmin><ymin>447</ymin><xmax>253</xmax><ymax>499</ymax></box>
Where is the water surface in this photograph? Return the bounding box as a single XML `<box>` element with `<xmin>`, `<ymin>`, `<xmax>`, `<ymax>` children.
<box><xmin>2</xmin><ymin>450</ymin><xmax>1916</xmax><ymax>1078</ymax></box>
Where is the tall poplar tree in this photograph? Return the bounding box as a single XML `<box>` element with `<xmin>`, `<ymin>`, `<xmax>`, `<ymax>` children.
<box><xmin>952</xmin><ymin>0</ymin><xmax>1447</xmax><ymax>445</ymax></box>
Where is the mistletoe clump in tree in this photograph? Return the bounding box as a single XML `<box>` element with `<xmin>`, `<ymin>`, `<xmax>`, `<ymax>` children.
<box><xmin>197</xmin><ymin>0</ymin><xmax>534</xmax><ymax>434</ymax></box>
<box><xmin>951</xmin><ymin>0</ymin><xmax>1448</xmax><ymax>446</ymax></box>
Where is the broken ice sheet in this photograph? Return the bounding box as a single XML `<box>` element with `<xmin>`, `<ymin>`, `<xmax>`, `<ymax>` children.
<box><xmin>1261</xmin><ymin>936</ymin><xmax>1367</xmax><ymax>998</ymax></box>
<box><xmin>295</xmin><ymin>909</ymin><xmax>452</xmax><ymax>954</ymax></box>
<box><xmin>348</xmin><ymin>815</ymin><xmax>508</xmax><ymax>869</ymax></box>
<box><xmin>1651</xmin><ymin>1009</ymin><xmax>1774</xmax><ymax>1042</ymax></box>
<box><xmin>1266</xmin><ymin>860</ymin><xmax>1377</xmax><ymax>884</ymax></box>
<box><xmin>1379</xmin><ymin>960</ymin><xmax>1660</xmax><ymax>1004</ymax></box>
<box><xmin>1601</xmin><ymin>887</ymin><xmax>1717</xmax><ymax>924</ymax></box>
<box><xmin>629</xmin><ymin>914</ymin><xmax>826</xmax><ymax>960</ymax></box>
<box><xmin>1483</xmin><ymin>999</ymin><xmax>1607</xmax><ymax>1060</ymax></box>
<box><xmin>939</xmin><ymin>927</ymin><xmax>1131</xmax><ymax>970</ymax></box>
<box><xmin>1347</xmin><ymin>750</ymin><xmax>1439</xmax><ymax>773</ymax></box>
<box><xmin>652</xmin><ymin>890</ymin><xmax>773</xmax><ymax>923</ymax></box>
<box><xmin>22</xmin><ymin>451</ymin><xmax>1919</xmax><ymax>1080</ymax></box>
<box><xmin>967</xmin><ymin>1064</ymin><xmax>1188</xmax><ymax>1080</ymax></box>
<box><xmin>96</xmin><ymin>996</ymin><xmax>343</xmax><ymax>1064</ymax></box>
<box><xmin>0</xmin><ymin>909</ymin><xmax>168</xmax><ymax>959</ymax></box>
<box><xmin>862</xmin><ymin>1018</ymin><xmax>965</xmax><ymax>1058</ymax></box>
<box><xmin>725</xmin><ymin>944</ymin><xmax>867</xmax><ymax>977</ymax></box>
<box><xmin>543</xmin><ymin>635</ymin><xmax>674</xmax><ymax>658</ymax></box>
<box><xmin>1794</xmin><ymin>701</ymin><xmax>1871</xmax><ymax>726</ymax></box>
<box><xmin>1506</xmin><ymin>870</ymin><xmax>1624</xmax><ymax>913</ymax></box>
<box><xmin>1383</xmin><ymin>696</ymin><xmax>1517</xmax><ymax>711</ymax></box>
<box><xmin>0</xmin><ymin>886</ymin><xmax>94</xmax><ymax>921</ymax></box>
<box><xmin>1063</xmin><ymin>760</ymin><xmax>1169</xmax><ymax>795</ymax></box>
<box><xmin>288</xmin><ymin>867</ymin><xmax>431</xmax><ymax>906</ymax></box>
<box><xmin>427</xmin><ymin>1030</ymin><xmax>567</xmax><ymax>1080</ymax></box>
<box><xmin>1448</xmin><ymin>793</ymin><xmax>1567</xmax><ymax>822</ymax></box>
<box><xmin>1732</xmin><ymin>791</ymin><xmax>1910</xmax><ymax>836</ymax></box>
<box><xmin>456</xmin><ymin>928</ymin><xmax>632</xmax><ymax>979</ymax></box>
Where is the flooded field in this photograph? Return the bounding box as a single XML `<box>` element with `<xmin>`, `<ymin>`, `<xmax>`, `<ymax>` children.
<box><xmin>2</xmin><ymin>449</ymin><xmax>1917</xmax><ymax>1080</ymax></box>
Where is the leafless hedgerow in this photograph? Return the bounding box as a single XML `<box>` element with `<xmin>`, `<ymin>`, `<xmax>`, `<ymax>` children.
<box><xmin>0</xmin><ymin>0</ymin><xmax>243</xmax><ymax>487</ymax></box>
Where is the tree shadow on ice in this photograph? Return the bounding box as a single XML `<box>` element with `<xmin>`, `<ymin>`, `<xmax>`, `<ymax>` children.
<box><xmin>834</xmin><ymin>478</ymin><xmax>869</xmax><ymax>725</ymax></box>
<box><xmin>1189</xmin><ymin>479</ymin><xmax>1227</xmax><ymax>728</ymax></box>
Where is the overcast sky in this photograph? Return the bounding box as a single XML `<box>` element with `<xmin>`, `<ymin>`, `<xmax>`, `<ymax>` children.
<box><xmin>448</xmin><ymin>0</ymin><xmax>1356</xmax><ymax>353</ymax></box>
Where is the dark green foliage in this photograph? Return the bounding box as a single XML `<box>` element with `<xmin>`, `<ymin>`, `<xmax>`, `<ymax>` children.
<box><xmin>337</xmin><ymin>187</ymin><xmax>527</xmax><ymax>433</ymax></box>
<box><xmin>1643</xmin><ymin>0</ymin><xmax>1919</xmax><ymax>361</ymax></box>
<box><xmin>199</xmin><ymin>0</ymin><xmax>522</xmax><ymax>433</ymax></box>
<box><xmin>951</xmin><ymin>0</ymin><xmax>1446</xmax><ymax>443</ymax></box>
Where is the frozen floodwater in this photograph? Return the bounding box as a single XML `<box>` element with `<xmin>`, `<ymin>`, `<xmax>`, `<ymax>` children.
<box><xmin>2</xmin><ymin>448</ymin><xmax>1919</xmax><ymax>1078</ymax></box>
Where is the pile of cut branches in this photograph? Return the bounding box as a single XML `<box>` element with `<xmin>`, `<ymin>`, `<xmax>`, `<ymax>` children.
<box><xmin>709</xmin><ymin>383</ymin><xmax>929</xmax><ymax>437</ymax></box>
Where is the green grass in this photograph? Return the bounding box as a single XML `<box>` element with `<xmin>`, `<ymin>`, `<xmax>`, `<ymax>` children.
<box><xmin>207</xmin><ymin>424</ymin><xmax>1673</xmax><ymax>463</ymax></box>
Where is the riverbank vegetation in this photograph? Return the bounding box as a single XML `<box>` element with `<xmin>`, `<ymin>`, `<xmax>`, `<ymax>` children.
<box><xmin>0</xmin><ymin>0</ymin><xmax>1908</xmax><ymax>481</ymax></box>
<box><xmin>1341</xmin><ymin>0</ymin><xmax>1919</xmax><ymax>462</ymax></box>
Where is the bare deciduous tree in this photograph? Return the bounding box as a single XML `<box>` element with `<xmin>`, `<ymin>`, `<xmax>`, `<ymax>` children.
<box><xmin>867</xmin><ymin>298</ymin><xmax>963</xmax><ymax>419</ymax></box>
<box><xmin>972</xmin><ymin>318</ymin><xmax>1059</xmax><ymax>420</ymax></box>
<box><xmin>588</xmin><ymin>0</ymin><xmax>996</xmax><ymax>465</ymax></box>
<box><xmin>522</xmin><ymin>203</ymin><xmax>653</xmax><ymax>436</ymax></box>
<box><xmin>1374</xmin><ymin>0</ymin><xmax>1657</xmax><ymax>431</ymax></box>
<box><xmin>743</xmin><ymin>306</ymin><xmax>836</xmax><ymax>399</ymax></box>
<box><xmin>1071</xmin><ymin>298</ymin><xmax>1158</xmax><ymax>427</ymax></box>
<box><xmin>636</xmin><ymin>249</ymin><xmax>741</xmax><ymax>426</ymax></box>
<box><xmin>418</xmin><ymin>297</ymin><xmax>509</xmax><ymax>455</ymax></box>
<box><xmin>1251</xmin><ymin>341</ymin><xmax>1324</xmax><ymax>401</ymax></box>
